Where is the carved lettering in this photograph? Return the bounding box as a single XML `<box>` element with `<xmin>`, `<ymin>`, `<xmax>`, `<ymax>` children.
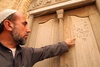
<box><xmin>71</xmin><ymin>16</ymin><xmax>89</xmax><ymax>40</ymax></box>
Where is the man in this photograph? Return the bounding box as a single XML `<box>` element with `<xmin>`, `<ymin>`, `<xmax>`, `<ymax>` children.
<box><xmin>0</xmin><ymin>9</ymin><xmax>75</xmax><ymax>67</ymax></box>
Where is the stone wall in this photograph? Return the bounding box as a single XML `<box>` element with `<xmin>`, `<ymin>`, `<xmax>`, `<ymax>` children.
<box><xmin>0</xmin><ymin>0</ymin><xmax>16</xmax><ymax>11</ymax></box>
<box><xmin>0</xmin><ymin>0</ymin><xmax>32</xmax><ymax>17</ymax></box>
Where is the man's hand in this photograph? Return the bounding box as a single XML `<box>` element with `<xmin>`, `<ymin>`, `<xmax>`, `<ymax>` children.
<box><xmin>65</xmin><ymin>38</ymin><xmax>76</xmax><ymax>47</ymax></box>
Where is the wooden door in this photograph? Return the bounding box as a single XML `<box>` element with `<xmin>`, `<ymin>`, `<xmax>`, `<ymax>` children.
<box><xmin>27</xmin><ymin>4</ymin><xmax>100</xmax><ymax>67</ymax></box>
<box><xmin>27</xmin><ymin>14</ymin><xmax>60</xmax><ymax>67</ymax></box>
<box><xmin>60</xmin><ymin>5</ymin><xmax>100</xmax><ymax>67</ymax></box>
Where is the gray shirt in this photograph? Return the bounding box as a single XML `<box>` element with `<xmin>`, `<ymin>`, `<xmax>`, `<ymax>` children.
<box><xmin>0</xmin><ymin>42</ymin><xmax>68</xmax><ymax>67</ymax></box>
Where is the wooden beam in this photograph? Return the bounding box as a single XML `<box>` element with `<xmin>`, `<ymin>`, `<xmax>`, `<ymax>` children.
<box><xmin>29</xmin><ymin>0</ymin><xmax>95</xmax><ymax>16</ymax></box>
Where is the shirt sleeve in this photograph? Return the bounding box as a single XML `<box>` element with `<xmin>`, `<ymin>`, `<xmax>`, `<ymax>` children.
<box><xmin>30</xmin><ymin>42</ymin><xmax>69</xmax><ymax>65</ymax></box>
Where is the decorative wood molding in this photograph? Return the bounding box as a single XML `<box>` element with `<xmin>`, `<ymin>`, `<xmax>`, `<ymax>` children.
<box><xmin>29</xmin><ymin>0</ymin><xmax>95</xmax><ymax>16</ymax></box>
<box><xmin>29</xmin><ymin>0</ymin><xmax>68</xmax><ymax>10</ymax></box>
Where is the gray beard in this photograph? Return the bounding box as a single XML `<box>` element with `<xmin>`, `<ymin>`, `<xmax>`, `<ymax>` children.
<box><xmin>11</xmin><ymin>27</ymin><xmax>26</xmax><ymax>45</ymax></box>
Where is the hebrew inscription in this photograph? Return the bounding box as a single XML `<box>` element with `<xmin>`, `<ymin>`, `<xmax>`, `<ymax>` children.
<box><xmin>70</xmin><ymin>16</ymin><xmax>89</xmax><ymax>40</ymax></box>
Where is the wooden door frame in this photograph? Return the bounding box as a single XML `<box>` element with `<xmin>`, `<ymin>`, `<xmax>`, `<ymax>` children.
<box><xmin>28</xmin><ymin>0</ymin><xmax>95</xmax><ymax>17</ymax></box>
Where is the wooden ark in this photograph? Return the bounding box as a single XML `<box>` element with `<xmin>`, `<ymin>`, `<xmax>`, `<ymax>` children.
<box><xmin>27</xmin><ymin>0</ymin><xmax>100</xmax><ymax>67</ymax></box>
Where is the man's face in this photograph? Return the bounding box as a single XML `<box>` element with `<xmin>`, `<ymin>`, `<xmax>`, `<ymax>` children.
<box><xmin>12</xmin><ymin>12</ymin><xmax>31</xmax><ymax>45</ymax></box>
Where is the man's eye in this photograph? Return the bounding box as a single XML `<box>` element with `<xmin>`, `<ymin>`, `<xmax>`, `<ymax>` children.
<box><xmin>23</xmin><ymin>22</ymin><xmax>27</xmax><ymax>26</ymax></box>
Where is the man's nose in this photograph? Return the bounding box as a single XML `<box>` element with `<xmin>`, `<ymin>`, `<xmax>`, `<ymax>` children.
<box><xmin>26</xmin><ymin>27</ymin><xmax>31</xmax><ymax>33</ymax></box>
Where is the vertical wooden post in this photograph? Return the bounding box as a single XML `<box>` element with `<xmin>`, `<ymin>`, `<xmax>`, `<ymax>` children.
<box><xmin>56</xmin><ymin>9</ymin><xmax>64</xmax><ymax>67</ymax></box>
<box><xmin>56</xmin><ymin>9</ymin><xmax>64</xmax><ymax>42</ymax></box>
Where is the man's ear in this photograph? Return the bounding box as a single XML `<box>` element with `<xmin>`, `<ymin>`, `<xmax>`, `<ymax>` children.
<box><xmin>3</xmin><ymin>20</ymin><xmax>14</xmax><ymax>31</ymax></box>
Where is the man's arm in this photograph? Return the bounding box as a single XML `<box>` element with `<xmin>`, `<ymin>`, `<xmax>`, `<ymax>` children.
<box><xmin>30</xmin><ymin>38</ymin><xmax>75</xmax><ymax>65</ymax></box>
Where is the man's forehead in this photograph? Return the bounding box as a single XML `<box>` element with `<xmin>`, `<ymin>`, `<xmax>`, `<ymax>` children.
<box><xmin>14</xmin><ymin>12</ymin><xmax>27</xmax><ymax>24</ymax></box>
<box><xmin>14</xmin><ymin>12</ymin><xmax>26</xmax><ymax>19</ymax></box>
<box><xmin>0</xmin><ymin>9</ymin><xmax>17</xmax><ymax>23</ymax></box>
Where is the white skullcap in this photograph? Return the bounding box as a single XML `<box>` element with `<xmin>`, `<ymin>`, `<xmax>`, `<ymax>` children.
<box><xmin>0</xmin><ymin>9</ymin><xmax>17</xmax><ymax>23</ymax></box>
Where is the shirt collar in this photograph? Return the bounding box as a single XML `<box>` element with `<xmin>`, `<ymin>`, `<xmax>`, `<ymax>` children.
<box><xmin>0</xmin><ymin>42</ymin><xmax>22</xmax><ymax>53</ymax></box>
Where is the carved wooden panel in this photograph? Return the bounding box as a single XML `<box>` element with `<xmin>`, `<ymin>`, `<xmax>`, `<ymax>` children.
<box><xmin>71</xmin><ymin>16</ymin><xmax>89</xmax><ymax>40</ymax></box>
<box><xmin>71</xmin><ymin>16</ymin><xmax>100</xmax><ymax>67</ymax></box>
<box><xmin>27</xmin><ymin>14</ymin><xmax>60</xmax><ymax>67</ymax></box>
<box><xmin>60</xmin><ymin>5</ymin><xmax>100</xmax><ymax>67</ymax></box>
